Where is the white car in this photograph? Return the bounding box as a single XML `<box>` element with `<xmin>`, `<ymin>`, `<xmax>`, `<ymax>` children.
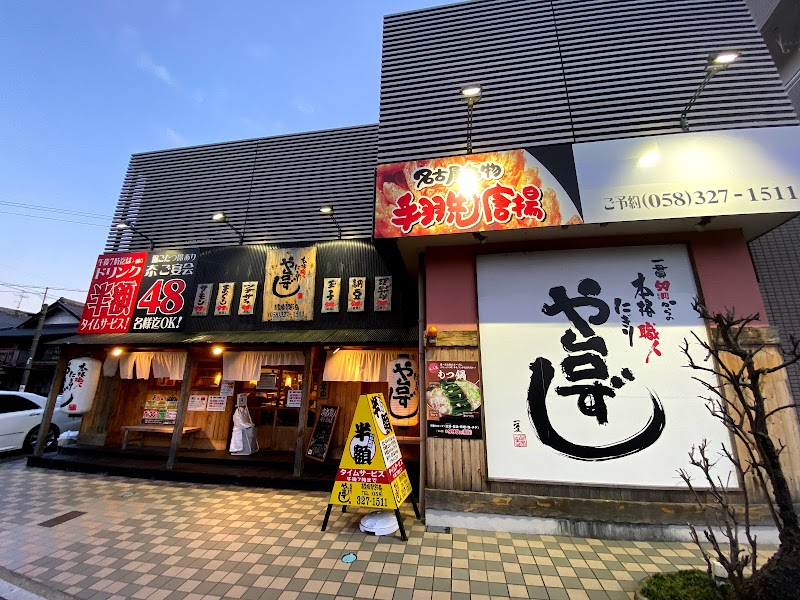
<box><xmin>0</xmin><ymin>391</ymin><xmax>83</xmax><ymax>452</ymax></box>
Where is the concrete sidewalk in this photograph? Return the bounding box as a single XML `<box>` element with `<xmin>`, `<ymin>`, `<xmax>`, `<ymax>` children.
<box><xmin>0</xmin><ymin>459</ymin><xmax>764</xmax><ymax>600</ymax></box>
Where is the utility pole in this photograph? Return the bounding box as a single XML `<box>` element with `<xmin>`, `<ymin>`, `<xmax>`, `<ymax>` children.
<box><xmin>19</xmin><ymin>287</ymin><xmax>48</xmax><ymax>392</ymax></box>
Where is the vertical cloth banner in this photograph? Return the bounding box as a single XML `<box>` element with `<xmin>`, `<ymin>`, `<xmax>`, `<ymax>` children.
<box><xmin>321</xmin><ymin>278</ymin><xmax>341</xmax><ymax>313</ymax></box>
<box><xmin>374</xmin><ymin>276</ymin><xmax>392</xmax><ymax>312</ymax></box>
<box><xmin>387</xmin><ymin>355</ymin><xmax>419</xmax><ymax>427</ymax></box>
<box><xmin>215</xmin><ymin>282</ymin><xmax>235</xmax><ymax>316</ymax></box>
<box><xmin>348</xmin><ymin>277</ymin><xmax>366</xmax><ymax>312</ymax></box>
<box><xmin>263</xmin><ymin>247</ymin><xmax>317</xmax><ymax>321</ymax></box>
<box><xmin>192</xmin><ymin>283</ymin><xmax>213</xmax><ymax>316</ymax></box>
<box><xmin>238</xmin><ymin>281</ymin><xmax>258</xmax><ymax>315</ymax></box>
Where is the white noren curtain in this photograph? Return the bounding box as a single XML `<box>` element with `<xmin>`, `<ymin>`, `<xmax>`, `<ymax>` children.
<box><xmin>152</xmin><ymin>352</ymin><xmax>187</xmax><ymax>379</ymax></box>
<box><xmin>322</xmin><ymin>350</ymin><xmax>417</xmax><ymax>382</ymax></box>
<box><xmin>115</xmin><ymin>351</ymin><xmax>188</xmax><ymax>380</ymax></box>
<box><xmin>119</xmin><ymin>352</ymin><xmax>153</xmax><ymax>379</ymax></box>
<box><xmin>103</xmin><ymin>355</ymin><xmax>120</xmax><ymax>377</ymax></box>
<box><xmin>222</xmin><ymin>351</ymin><xmax>305</xmax><ymax>382</ymax></box>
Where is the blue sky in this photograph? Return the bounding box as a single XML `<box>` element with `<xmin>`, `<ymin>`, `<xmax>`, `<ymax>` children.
<box><xmin>0</xmin><ymin>0</ymin><xmax>446</xmax><ymax>313</ymax></box>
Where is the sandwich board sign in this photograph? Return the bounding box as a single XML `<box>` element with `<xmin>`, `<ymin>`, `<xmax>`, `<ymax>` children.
<box><xmin>321</xmin><ymin>393</ymin><xmax>420</xmax><ymax>540</ymax></box>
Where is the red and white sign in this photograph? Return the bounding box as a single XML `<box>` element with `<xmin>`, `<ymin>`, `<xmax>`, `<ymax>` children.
<box><xmin>79</xmin><ymin>252</ymin><xmax>148</xmax><ymax>333</ymax></box>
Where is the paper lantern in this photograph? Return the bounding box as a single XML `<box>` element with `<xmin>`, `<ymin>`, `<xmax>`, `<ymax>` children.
<box><xmin>62</xmin><ymin>357</ymin><xmax>102</xmax><ymax>415</ymax></box>
<box><xmin>386</xmin><ymin>355</ymin><xmax>419</xmax><ymax>427</ymax></box>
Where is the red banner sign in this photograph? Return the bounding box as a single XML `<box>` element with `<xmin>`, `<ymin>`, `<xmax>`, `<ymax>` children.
<box><xmin>78</xmin><ymin>252</ymin><xmax>148</xmax><ymax>333</ymax></box>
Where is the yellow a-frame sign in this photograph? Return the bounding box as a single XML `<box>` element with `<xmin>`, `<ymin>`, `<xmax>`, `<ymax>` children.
<box><xmin>321</xmin><ymin>393</ymin><xmax>420</xmax><ymax>540</ymax></box>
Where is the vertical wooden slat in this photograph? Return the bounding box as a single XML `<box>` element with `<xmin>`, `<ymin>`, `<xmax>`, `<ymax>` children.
<box><xmin>166</xmin><ymin>353</ymin><xmax>195</xmax><ymax>470</ymax></box>
<box><xmin>294</xmin><ymin>346</ymin><xmax>317</xmax><ymax>476</ymax></box>
<box><xmin>715</xmin><ymin>332</ymin><xmax>800</xmax><ymax>501</ymax></box>
<box><xmin>79</xmin><ymin>364</ymin><xmax>121</xmax><ymax>446</ymax></box>
<box><xmin>459</xmin><ymin>439</ymin><xmax>469</xmax><ymax>491</ymax></box>
<box><xmin>424</xmin><ymin>344</ymin><xmax>487</xmax><ymax>491</ymax></box>
<box><xmin>33</xmin><ymin>347</ymin><xmax>70</xmax><ymax>457</ymax></box>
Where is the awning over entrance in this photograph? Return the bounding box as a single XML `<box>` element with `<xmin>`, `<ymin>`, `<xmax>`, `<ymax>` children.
<box><xmin>54</xmin><ymin>327</ymin><xmax>418</xmax><ymax>346</ymax></box>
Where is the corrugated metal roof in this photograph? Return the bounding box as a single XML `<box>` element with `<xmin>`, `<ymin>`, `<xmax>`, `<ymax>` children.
<box><xmin>377</xmin><ymin>0</ymin><xmax>798</xmax><ymax>162</ymax></box>
<box><xmin>0</xmin><ymin>326</ymin><xmax>78</xmax><ymax>338</ymax></box>
<box><xmin>53</xmin><ymin>327</ymin><xmax>418</xmax><ymax>346</ymax></box>
<box><xmin>106</xmin><ymin>125</ymin><xmax>379</xmax><ymax>253</ymax></box>
<box><xmin>0</xmin><ymin>308</ymin><xmax>30</xmax><ymax>330</ymax></box>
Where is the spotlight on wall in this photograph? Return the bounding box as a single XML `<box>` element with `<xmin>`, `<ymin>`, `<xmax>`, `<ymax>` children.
<box><xmin>459</xmin><ymin>84</ymin><xmax>482</xmax><ymax>154</ymax></box>
<box><xmin>680</xmin><ymin>50</ymin><xmax>741</xmax><ymax>132</ymax></box>
<box><xmin>111</xmin><ymin>347</ymin><xmax>124</xmax><ymax>357</ymax></box>
<box><xmin>211</xmin><ymin>212</ymin><xmax>244</xmax><ymax>244</ymax></box>
<box><xmin>460</xmin><ymin>84</ymin><xmax>482</xmax><ymax>101</ymax></box>
<box><xmin>708</xmin><ymin>50</ymin><xmax>741</xmax><ymax>68</ymax></box>
<box><xmin>212</xmin><ymin>346</ymin><xmax>224</xmax><ymax>356</ymax></box>
<box><xmin>319</xmin><ymin>205</ymin><xmax>342</xmax><ymax>239</ymax></box>
<box><xmin>116</xmin><ymin>220</ymin><xmax>155</xmax><ymax>250</ymax></box>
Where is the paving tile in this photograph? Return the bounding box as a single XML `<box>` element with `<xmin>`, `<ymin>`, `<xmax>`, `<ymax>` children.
<box><xmin>0</xmin><ymin>459</ymin><xmax>779</xmax><ymax>600</ymax></box>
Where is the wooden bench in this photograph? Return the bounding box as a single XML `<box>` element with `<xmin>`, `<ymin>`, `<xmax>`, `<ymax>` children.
<box><xmin>121</xmin><ymin>425</ymin><xmax>202</xmax><ymax>450</ymax></box>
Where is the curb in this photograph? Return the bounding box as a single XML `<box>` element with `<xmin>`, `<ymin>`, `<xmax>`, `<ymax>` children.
<box><xmin>0</xmin><ymin>566</ymin><xmax>78</xmax><ymax>600</ymax></box>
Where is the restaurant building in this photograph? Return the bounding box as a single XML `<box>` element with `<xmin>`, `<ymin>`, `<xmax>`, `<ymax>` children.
<box><xmin>35</xmin><ymin>0</ymin><xmax>800</xmax><ymax>537</ymax></box>
<box><xmin>37</xmin><ymin>126</ymin><xmax>423</xmax><ymax>484</ymax></box>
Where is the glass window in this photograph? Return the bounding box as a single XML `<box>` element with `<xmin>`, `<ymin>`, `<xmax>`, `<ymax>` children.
<box><xmin>0</xmin><ymin>395</ymin><xmax>40</xmax><ymax>414</ymax></box>
<box><xmin>276</xmin><ymin>408</ymin><xmax>299</xmax><ymax>427</ymax></box>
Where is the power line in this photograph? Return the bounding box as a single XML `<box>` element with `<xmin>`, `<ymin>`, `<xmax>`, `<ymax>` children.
<box><xmin>0</xmin><ymin>281</ymin><xmax>88</xmax><ymax>293</ymax></box>
<box><xmin>0</xmin><ymin>200</ymin><xmax>112</xmax><ymax>220</ymax></box>
<box><xmin>0</xmin><ymin>210</ymin><xmax>109</xmax><ymax>227</ymax></box>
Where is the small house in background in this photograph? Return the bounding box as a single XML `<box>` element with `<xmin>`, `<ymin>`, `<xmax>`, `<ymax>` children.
<box><xmin>0</xmin><ymin>298</ymin><xmax>84</xmax><ymax>395</ymax></box>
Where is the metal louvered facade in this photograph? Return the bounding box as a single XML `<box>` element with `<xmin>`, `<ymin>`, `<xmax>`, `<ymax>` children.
<box><xmin>378</xmin><ymin>0</ymin><xmax>798</xmax><ymax>163</ymax></box>
<box><xmin>106</xmin><ymin>125</ymin><xmax>378</xmax><ymax>253</ymax></box>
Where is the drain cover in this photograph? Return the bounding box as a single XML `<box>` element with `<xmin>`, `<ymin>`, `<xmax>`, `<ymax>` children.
<box><xmin>341</xmin><ymin>553</ymin><xmax>357</xmax><ymax>563</ymax></box>
<box><xmin>121</xmin><ymin>492</ymin><xmax>135</xmax><ymax>498</ymax></box>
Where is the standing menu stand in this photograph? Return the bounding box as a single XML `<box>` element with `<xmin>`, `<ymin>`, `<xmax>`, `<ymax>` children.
<box><xmin>306</xmin><ymin>404</ymin><xmax>338</xmax><ymax>462</ymax></box>
<box><xmin>320</xmin><ymin>393</ymin><xmax>420</xmax><ymax>541</ymax></box>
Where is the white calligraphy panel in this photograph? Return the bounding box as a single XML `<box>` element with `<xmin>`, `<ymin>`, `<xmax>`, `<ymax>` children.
<box><xmin>321</xmin><ymin>278</ymin><xmax>341</xmax><ymax>313</ymax></box>
<box><xmin>374</xmin><ymin>276</ymin><xmax>392</xmax><ymax>312</ymax></box>
<box><xmin>193</xmin><ymin>283</ymin><xmax>213</xmax><ymax>316</ymax></box>
<box><xmin>348</xmin><ymin>277</ymin><xmax>366</xmax><ymax>312</ymax></box>
<box><xmin>263</xmin><ymin>247</ymin><xmax>317</xmax><ymax>321</ymax></box>
<box><xmin>238</xmin><ymin>281</ymin><xmax>258</xmax><ymax>316</ymax></box>
<box><xmin>476</xmin><ymin>245</ymin><xmax>734</xmax><ymax>488</ymax></box>
<box><xmin>214</xmin><ymin>282</ymin><xmax>235</xmax><ymax>316</ymax></box>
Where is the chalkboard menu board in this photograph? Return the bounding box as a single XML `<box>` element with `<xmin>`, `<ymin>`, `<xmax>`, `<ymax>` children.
<box><xmin>306</xmin><ymin>404</ymin><xmax>339</xmax><ymax>462</ymax></box>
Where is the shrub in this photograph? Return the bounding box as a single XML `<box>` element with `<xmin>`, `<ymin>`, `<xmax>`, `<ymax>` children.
<box><xmin>640</xmin><ymin>570</ymin><xmax>730</xmax><ymax>600</ymax></box>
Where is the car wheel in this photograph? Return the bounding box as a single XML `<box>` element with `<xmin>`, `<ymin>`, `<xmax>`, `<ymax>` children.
<box><xmin>24</xmin><ymin>425</ymin><xmax>59</xmax><ymax>453</ymax></box>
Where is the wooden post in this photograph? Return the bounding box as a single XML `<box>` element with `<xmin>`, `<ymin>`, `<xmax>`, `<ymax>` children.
<box><xmin>166</xmin><ymin>352</ymin><xmax>195</xmax><ymax>470</ymax></box>
<box><xmin>33</xmin><ymin>346</ymin><xmax>69</xmax><ymax>456</ymax></box>
<box><xmin>294</xmin><ymin>346</ymin><xmax>317</xmax><ymax>477</ymax></box>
